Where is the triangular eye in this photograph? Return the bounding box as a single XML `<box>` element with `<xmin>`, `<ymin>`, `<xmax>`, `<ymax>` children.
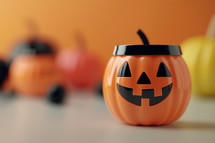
<box><xmin>157</xmin><ymin>63</ymin><xmax>171</xmax><ymax>77</ymax></box>
<box><xmin>117</xmin><ymin>62</ymin><xmax>132</xmax><ymax>77</ymax></box>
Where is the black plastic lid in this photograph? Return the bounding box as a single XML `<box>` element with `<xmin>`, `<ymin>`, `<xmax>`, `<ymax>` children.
<box><xmin>113</xmin><ymin>29</ymin><xmax>182</xmax><ymax>56</ymax></box>
<box><xmin>13</xmin><ymin>40</ymin><xmax>54</xmax><ymax>55</ymax></box>
<box><xmin>7</xmin><ymin>39</ymin><xmax>55</xmax><ymax>67</ymax></box>
<box><xmin>113</xmin><ymin>45</ymin><xmax>182</xmax><ymax>55</ymax></box>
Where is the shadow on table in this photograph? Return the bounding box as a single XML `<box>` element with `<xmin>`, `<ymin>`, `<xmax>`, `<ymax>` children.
<box><xmin>159</xmin><ymin>121</ymin><xmax>215</xmax><ymax>130</ymax></box>
<box><xmin>125</xmin><ymin>120</ymin><xmax>215</xmax><ymax>131</ymax></box>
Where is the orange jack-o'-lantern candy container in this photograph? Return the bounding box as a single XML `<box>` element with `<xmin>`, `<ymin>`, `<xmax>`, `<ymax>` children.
<box><xmin>103</xmin><ymin>30</ymin><xmax>191</xmax><ymax>125</ymax></box>
<box><xmin>8</xmin><ymin>38</ymin><xmax>62</xmax><ymax>97</ymax></box>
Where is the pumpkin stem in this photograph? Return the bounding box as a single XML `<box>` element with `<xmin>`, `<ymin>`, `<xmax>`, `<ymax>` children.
<box><xmin>26</xmin><ymin>19</ymin><xmax>39</xmax><ymax>40</ymax></box>
<box><xmin>137</xmin><ymin>29</ymin><xmax>150</xmax><ymax>45</ymax></box>
<box><xmin>206</xmin><ymin>14</ymin><xmax>215</xmax><ymax>39</ymax></box>
<box><xmin>74</xmin><ymin>31</ymin><xmax>86</xmax><ymax>50</ymax></box>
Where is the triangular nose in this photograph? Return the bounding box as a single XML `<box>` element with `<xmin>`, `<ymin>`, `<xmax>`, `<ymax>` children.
<box><xmin>137</xmin><ymin>72</ymin><xmax>151</xmax><ymax>84</ymax></box>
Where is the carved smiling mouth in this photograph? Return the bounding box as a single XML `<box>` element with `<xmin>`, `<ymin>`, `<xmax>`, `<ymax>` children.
<box><xmin>117</xmin><ymin>83</ymin><xmax>172</xmax><ymax>106</ymax></box>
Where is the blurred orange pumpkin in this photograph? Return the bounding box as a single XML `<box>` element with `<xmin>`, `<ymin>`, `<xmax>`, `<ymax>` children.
<box><xmin>7</xmin><ymin>37</ymin><xmax>62</xmax><ymax>96</ymax></box>
<box><xmin>9</xmin><ymin>55</ymin><xmax>61</xmax><ymax>96</ymax></box>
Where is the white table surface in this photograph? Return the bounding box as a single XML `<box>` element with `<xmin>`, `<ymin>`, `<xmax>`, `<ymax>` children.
<box><xmin>0</xmin><ymin>92</ymin><xmax>214</xmax><ymax>143</ymax></box>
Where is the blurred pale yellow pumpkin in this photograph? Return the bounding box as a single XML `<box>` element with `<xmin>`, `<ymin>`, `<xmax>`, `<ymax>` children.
<box><xmin>181</xmin><ymin>15</ymin><xmax>215</xmax><ymax>96</ymax></box>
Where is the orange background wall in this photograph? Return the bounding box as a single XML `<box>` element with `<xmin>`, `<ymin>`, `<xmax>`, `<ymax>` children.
<box><xmin>0</xmin><ymin>0</ymin><xmax>215</xmax><ymax>67</ymax></box>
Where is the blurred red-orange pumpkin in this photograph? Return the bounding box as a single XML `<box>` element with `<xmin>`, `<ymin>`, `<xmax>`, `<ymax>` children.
<box><xmin>57</xmin><ymin>49</ymin><xmax>102</xmax><ymax>89</ymax></box>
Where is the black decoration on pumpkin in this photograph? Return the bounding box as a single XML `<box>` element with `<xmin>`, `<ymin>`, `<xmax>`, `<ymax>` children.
<box><xmin>157</xmin><ymin>63</ymin><xmax>171</xmax><ymax>77</ymax></box>
<box><xmin>117</xmin><ymin>62</ymin><xmax>132</xmax><ymax>77</ymax></box>
<box><xmin>47</xmin><ymin>85</ymin><xmax>66</xmax><ymax>104</ymax></box>
<box><xmin>0</xmin><ymin>60</ymin><xmax>8</xmax><ymax>87</ymax></box>
<box><xmin>7</xmin><ymin>39</ymin><xmax>55</xmax><ymax>67</ymax></box>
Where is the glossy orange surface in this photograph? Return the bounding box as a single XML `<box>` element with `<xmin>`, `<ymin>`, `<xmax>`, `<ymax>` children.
<box><xmin>103</xmin><ymin>55</ymin><xmax>191</xmax><ymax>125</ymax></box>
<box><xmin>9</xmin><ymin>55</ymin><xmax>61</xmax><ymax>96</ymax></box>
